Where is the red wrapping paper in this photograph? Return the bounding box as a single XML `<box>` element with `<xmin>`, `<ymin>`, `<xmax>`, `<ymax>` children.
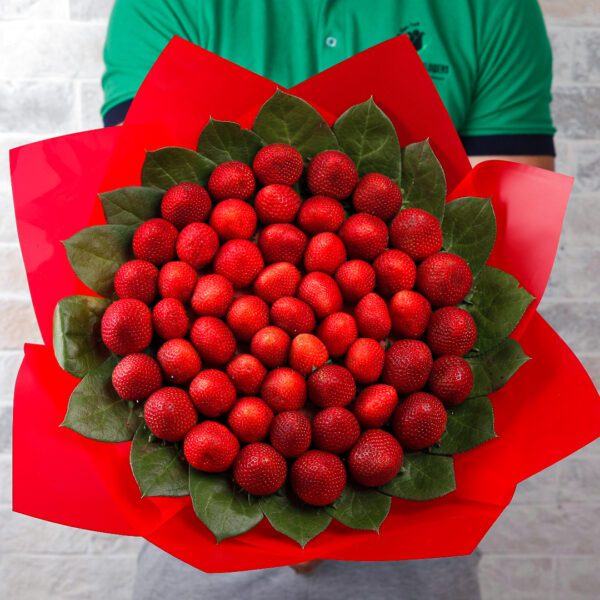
<box><xmin>10</xmin><ymin>35</ymin><xmax>600</xmax><ymax>572</ymax></box>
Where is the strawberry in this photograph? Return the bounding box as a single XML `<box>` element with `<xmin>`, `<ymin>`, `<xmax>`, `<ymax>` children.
<box><xmin>303</xmin><ymin>232</ymin><xmax>347</xmax><ymax>275</ymax></box>
<box><xmin>226</xmin><ymin>354</ymin><xmax>267</xmax><ymax>395</ymax></box>
<box><xmin>339</xmin><ymin>213</ymin><xmax>388</xmax><ymax>260</ymax></box>
<box><xmin>254</xmin><ymin>184</ymin><xmax>301</xmax><ymax>224</ymax></box>
<box><xmin>258</xmin><ymin>223</ymin><xmax>307</xmax><ymax>265</ymax></box>
<box><xmin>190</xmin><ymin>316</ymin><xmax>236</xmax><ymax>365</ymax></box>
<box><xmin>354</xmin><ymin>293</ymin><xmax>392</xmax><ymax>341</ymax></box>
<box><xmin>252</xmin><ymin>143</ymin><xmax>304</xmax><ymax>186</ymax></box>
<box><xmin>307</xmin><ymin>150</ymin><xmax>358</xmax><ymax>199</ymax></box>
<box><xmin>227</xmin><ymin>397</ymin><xmax>273</xmax><ymax>443</ymax></box>
<box><xmin>269</xmin><ymin>411</ymin><xmax>312</xmax><ymax>458</ymax></box>
<box><xmin>270</xmin><ymin>297</ymin><xmax>316</xmax><ymax>336</ymax></box>
<box><xmin>383</xmin><ymin>339</ymin><xmax>433</xmax><ymax>394</ymax></box>
<box><xmin>133</xmin><ymin>218</ymin><xmax>178</xmax><ymax>266</ymax></box>
<box><xmin>207</xmin><ymin>160</ymin><xmax>256</xmax><ymax>201</ymax></box>
<box><xmin>307</xmin><ymin>364</ymin><xmax>356</xmax><ymax>408</ymax></box>
<box><xmin>389</xmin><ymin>207</ymin><xmax>443</xmax><ymax>261</ymax></box>
<box><xmin>373</xmin><ymin>249</ymin><xmax>417</xmax><ymax>297</ymax></box>
<box><xmin>291</xmin><ymin>450</ymin><xmax>346</xmax><ymax>506</ymax></box>
<box><xmin>101</xmin><ymin>299</ymin><xmax>152</xmax><ymax>355</ymax></box>
<box><xmin>144</xmin><ymin>387</ymin><xmax>197</xmax><ymax>442</ymax></box>
<box><xmin>352</xmin><ymin>173</ymin><xmax>402</xmax><ymax>222</ymax></box>
<box><xmin>416</xmin><ymin>252</ymin><xmax>473</xmax><ymax>307</ymax></box>
<box><xmin>114</xmin><ymin>260</ymin><xmax>158</xmax><ymax>304</ymax></box>
<box><xmin>183</xmin><ymin>421</ymin><xmax>239</xmax><ymax>472</ymax></box>
<box><xmin>297</xmin><ymin>272</ymin><xmax>343</xmax><ymax>319</ymax></box>
<box><xmin>348</xmin><ymin>429</ymin><xmax>403</xmax><ymax>487</ymax></box>
<box><xmin>250</xmin><ymin>326</ymin><xmax>291</xmax><ymax>368</ymax></box>
<box><xmin>175</xmin><ymin>222</ymin><xmax>219</xmax><ymax>270</ymax></box>
<box><xmin>161</xmin><ymin>182</ymin><xmax>211</xmax><ymax>229</ymax></box>
<box><xmin>189</xmin><ymin>369</ymin><xmax>237</xmax><ymax>417</ymax></box>
<box><xmin>158</xmin><ymin>261</ymin><xmax>197</xmax><ymax>303</ymax></box>
<box><xmin>213</xmin><ymin>239</ymin><xmax>264</xmax><ymax>288</ymax></box>
<box><xmin>429</xmin><ymin>355</ymin><xmax>474</xmax><ymax>406</ymax></box>
<box><xmin>112</xmin><ymin>353</ymin><xmax>162</xmax><ymax>401</ymax></box>
<box><xmin>352</xmin><ymin>384</ymin><xmax>398</xmax><ymax>428</ymax></box>
<box><xmin>345</xmin><ymin>338</ymin><xmax>385</xmax><ymax>384</ymax></box>
<box><xmin>260</xmin><ymin>367</ymin><xmax>307</xmax><ymax>413</ymax></box>
<box><xmin>312</xmin><ymin>407</ymin><xmax>360</xmax><ymax>454</ymax></box>
<box><xmin>389</xmin><ymin>290</ymin><xmax>431</xmax><ymax>339</ymax></box>
<box><xmin>289</xmin><ymin>333</ymin><xmax>329</xmax><ymax>375</ymax></box>
<box><xmin>334</xmin><ymin>259</ymin><xmax>376</xmax><ymax>303</ymax></box>
<box><xmin>296</xmin><ymin>195</ymin><xmax>345</xmax><ymax>234</ymax></box>
<box><xmin>152</xmin><ymin>298</ymin><xmax>189</xmax><ymax>339</ymax></box>
<box><xmin>393</xmin><ymin>392</ymin><xmax>447</xmax><ymax>449</ymax></box>
<box><xmin>191</xmin><ymin>274</ymin><xmax>234</xmax><ymax>317</ymax></box>
<box><xmin>209</xmin><ymin>198</ymin><xmax>257</xmax><ymax>241</ymax></box>
<box><xmin>316</xmin><ymin>312</ymin><xmax>358</xmax><ymax>358</ymax></box>
<box><xmin>226</xmin><ymin>295</ymin><xmax>269</xmax><ymax>342</ymax></box>
<box><xmin>253</xmin><ymin>262</ymin><xmax>301</xmax><ymax>304</ymax></box>
<box><xmin>233</xmin><ymin>443</ymin><xmax>287</xmax><ymax>495</ymax></box>
<box><xmin>157</xmin><ymin>338</ymin><xmax>202</xmax><ymax>384</ymax></box>
<box><xmin>426</xmin><ymin>307</ymin><xmax>477</xmax><ymax>356</ymax></box>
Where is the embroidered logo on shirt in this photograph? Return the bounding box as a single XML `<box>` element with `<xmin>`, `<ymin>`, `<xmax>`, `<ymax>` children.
<box><xmin>399</xmin><ymin>22</ymin><xmax>450</xmax><ymax>82</ymax></box>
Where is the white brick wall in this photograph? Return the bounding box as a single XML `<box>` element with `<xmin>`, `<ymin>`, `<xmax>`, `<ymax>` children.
<box><xmin>0</xmin><ymin>1</ymin><xmax>598</xmax><ymax>598</ymax></box>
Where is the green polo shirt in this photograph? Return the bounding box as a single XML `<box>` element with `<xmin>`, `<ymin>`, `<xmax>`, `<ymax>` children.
<box><xmin>102</xmin><ymin>0</ymin><xmax>555</xmax><ymax>155</ymax></box>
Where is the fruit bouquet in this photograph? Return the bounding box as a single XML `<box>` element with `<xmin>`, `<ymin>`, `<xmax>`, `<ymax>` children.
<box><xmin>11</xmin><ymin>36</ymin><xmax>600</xmax><ymax>571</ymax></box>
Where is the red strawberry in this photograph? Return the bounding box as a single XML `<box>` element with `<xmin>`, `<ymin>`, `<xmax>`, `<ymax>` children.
<box><xmin>176</xmin><ymin>222</ymin><xmax>219</xmax><ymax>270</ymax></box>
<box><xmin>270</xmin><ymin>297</ymin><xmax>316</xmax><ymax>336</ymax></box>
<box><xmin>233</xmin><ymin>443</ymin><xmax>287</xmax><ymax>495</ymax></box>
<box><xmin>112</xmin><ymin>353</ymin><xmax>162</xmax><ymax>401</ymax></box>
<box><xmin>258</xmin><ymin>223</ymin><xmax>307</xmax><ymax>265</ymax></box>
<box><xmin>252</xmin><ymin>143</ymin><xmax>304</xmax><ymax>186</ymax></box>
<box><xmin>226</xmin><ymin>354</ymin><xmax>267</xmax><ymax>396</ymax></box>
<box><xmin>144</xmin><ymin>387</ymin><xmax>197</xmax><ymax>442</ymax></box>
<box><xmin>227</xmin><ymin>397</ymin><xmax>273</xmax><ymax>443</ymax></box>
<box><xmin>226</xmin><ymin>295</ymin><xmax>269</xmax><ymax>342</ymax></box>
<box><xmin>348</xmin><ymin>429</ymin><xmax>403</xmax><ymax>487</ymax></box>
<box><xmin>253</xmin><ymin>262</ymin><xmax>301</xmax><ymax>304</ymax></box>
<box><xmin>184</xmin><ymin>421</ymin><xmax>239</xmax><ymax>472</ymax></box>
<box><xmin>354</xmin><ymin>293</ymin><xmax>392</xmax><ymax>341</ymax></box>
<box><xmin>352</xmin><ymin>384</ymin><xmax>398</xmax><ymax>428</ymax></box>
<box><xmin>250</xmin><ymin>326</ymin><xmax>291</xmax><ymax>368</ymax></box>
<box><xmin>316</xmin><ymin>312</ymin><xmax>357</xmax><ymax>358</ymax></box>
<box><xmin>209</xmin><ymin>198</ymin><xmax>257</xmax><ymax>241</ymax></box>
<box><xmin>213</xmin><ymin>239</ymin><xmax>264</xmax><ymax>288</ymax></box>
<box><xmin>161</xmin><ymin>182</ymin><xmax>211</xmax><ymax>229</ymax></box>
<box><xmin>101</xmin><ymin>299</ymin><xmax>152</xmax><ymax>355</ymax></box>
<box><xmin>304</xmin><ymin>232</ymin><xmax>347</xmax><ymax>275</ymax></box>
<box><xmin>334</xmin><ymin>259</ymin><xmax>376</xmax><ymax>303</ymax></box>
<box><xmin>269</xmin><ymin>411</ymin><xmax>312</xmax><ymax>458</ymax></box>
<box><xmin>339</xmin><ymin>213</ymin><xmax>388</xmax><ymax>260</ymax></box>
<box><xmin>133</xmin><ymin>218</ymin><xmax>178</xmax><ymax>266</ymax></box>
<box><xmin>260</xmin><ymin>367</ymin><xmax>307</xmax><ymax>413</ymax></box>
<box><xmin>297</xmin><ymin>196</ymin><xmax>345</xmax><ymax>234</ymax></box>
<box><xmin>157</xmin><ymin>338</ymin><xmax>202</xmax><ymax>384</ymax></box>
<box><xmin>352</xmin><ymin>173</ymin><xmax>402</xmax><ymax>222</ymax></box>
<box><xmin>308</xmin><ymin>364</ymin><xmax>356</xmax><ymax>408</ymax></box>
<box><xmin>255</xmin><ymin>184</ymin><xmax>301</xmax><ymax>224</ymax></box>
<box><xmin>207</xmin><ymin>160</ymin><xmax>256</xmax><ymax>201</ymax></box>
<box><xmin>190</xmin><ymin>316</ymin><xmax>236</xmax><ymax>365</ymax></box>
<box><xmin>345</xmin><ymin>338</ymin><xmax>385</xmax><ymax>384</ymax></box>
<box><xmin>393</xmin><ymin>392</ymin><xmax>447</xmax><ymax>449</ymax></box>
<box><xmin>389</xmin><ymin>290</ymin><xmax>431</xmax><ymax>339</ymax></box>
<box><xmin>114</xmin><ymin>260</ymin><xmax>158</xmax><ymax>304</ymax></box>
<box><xmin>189</xmin><ymin>369</ymin><xmax>237</xmax><ymax>417</ymax></box>
<box><xmin>373</xmin><ymin>249</ymin><xmax>417</xmax><ymax>297</ymax></box>
<box><xmin>383</xmin><ymin>339</ymin><xmax>433</xmax><ymax>394</ymax></box>
<box><xmin>158</xmin><ymin>261</ymin><xmax>197</xmax><ymax>303</ymax></box>
<box><xmin>312</xmin><ymin>407</ymin><xmax>360</xmax><ymax>454</ymax></box>
<box><xmin>152</xmin><ymin>298</ymin><xmax>189</xmax><ymax>339</ymax></box>
<box><xmin>291</xmin><ymin>450</ymin><xmax>346</xmax><ymax>506</ymax></box>
<box><xmin>427</xmin><ymin>307</ymin><xmax>477</xmax><ymax>356</ymax></box>
<box><xmin>191</xmin><ymin>274</ymin><xmax>234</xmax><ymax>317</ymax></box>
<box><xmin>429</xmin><ymin>355</ymin><xmax>473</xmax><ymax>406</ymax></box>
<box><xmin>307</xmin><ymin>150</ymin><xmax>358</xmax><ymax>199</ymax></box>
<box><xmin>289</xmin><ymin>333</ymin><xmax>329</xmax><ymax>375</ymax></box>
<box><xmin>417</xmin><ymin>252</ymin><xmax>473</xmax><ymax>307</ymax></box>
<box><xmin>297</xmin><ymin>272</ymin><xmax>343</xmax><ymax>319</ymax></box>
<box><xmin>390</xmin><ymin>208</ymin><xmax>443</xmax><ymax>261</ymax></box>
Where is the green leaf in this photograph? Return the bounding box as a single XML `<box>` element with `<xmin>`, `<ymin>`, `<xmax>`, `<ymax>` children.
<box><xmin>260</xmin><ymin>490</ymin><xmax>332</xmax><ymax>547</ymax></box>
<box><xmin>100</xmin><ymin>186</ymin><xmax>163</xmax><ymax>226</ymax></box>
<box><xmin>252</xmin><ymin>90</ymin><xmax>339</xmax><ymax>159</ymax></box>
<box><xmin>197</xmin><ymin>119</ymin><xmax>265</xmax><ymax>165</ymax></box>
<box><xmin>465</xmin><ymin>266</ymin><xmax>534</xmax><ymax>353</ymax></box>
<box><xmin>189</xmin><ymin>468</ymin><xmax>263</xmax><ymax>541</ymax></box>
<box><xmin>130</xmin><ymin>422</ymin><xmax>189</xmax><ymax>497</ymax></box>
<box><xmin>467</xmin><ymin>338</ymin><xmax>530</xmax><ymax>397</ymax></box>
<box><xmin>380</xmin><ymin>453</ymin><xmax>456</xmax><ymax>500</ymax></box>
<box><xmin>333</xmin><ymin>98</ymin><xmax>401</xmax><ymax>181</ymax></box>
<box><xmin>53</xmin><ymin>295</ymin><xmax>111</xmax><ymax>378</ymax></box>
<box><xmin>61</xmin><ymin>355</ymin><xmax>141</xmax><ymax>442</ymax></box>
<box><xmin>142</xmin><ymin>147</ymin><xmax>216</xmax><ymax>190</ymax></box>
<box><xmin>442</xmin><ymin>197</ymin><xmax>496</xmax><ymax>277</ymax></box>
<box><xmin>401</xmin><ymin>140</ymin><xmax>446</xmax><ymax>220</ymax></box>
<box><xmin>430</xmin><ymin>396</ymin><xmax>496</xmax><ymax>455</ymax></box>
<box><xmin>326</xmin><ymin>485</ymin><xmax>391</xmax><ymax>531</ymax></box>
<box><xmin>63</xmin><ymin>224</ymin><xmax>134</xmax><ymax>297</ymax></box>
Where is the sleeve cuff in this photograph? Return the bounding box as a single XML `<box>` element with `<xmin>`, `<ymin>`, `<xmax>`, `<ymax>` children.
<box><xmin>460</xmin><ymin>134</ymin><xmax>555</xmax><ymax>156</ymax></box>
<box><xmin>103</xmin><ymin>99</ymin><xmax>133</xmax><ymax>127</ymax></box>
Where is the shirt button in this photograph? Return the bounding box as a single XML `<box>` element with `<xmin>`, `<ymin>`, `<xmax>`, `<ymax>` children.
<box><xmin>325</xmin><ymin>36</ymin><xmax>338</xmax><ymax>48</ymax></box>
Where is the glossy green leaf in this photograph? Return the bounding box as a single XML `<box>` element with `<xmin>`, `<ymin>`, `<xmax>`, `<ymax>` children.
<box><xmin>142</xmin><ymin>147</ymin><xmax>216</xmax><ymax>189</ymax></box>
<box><xmin>326</xmin><ymin>485</ymin><xmax>391</xmax><ymax>531</ymax></box>
<box><xmin>100</xmin><ymin>186</ymin><xmax>163</xmax><ymax>226</ymax></box>
<box><xmin>197</xmin><ymin>119</ymin><xmax>265</xmax><ymax>164</ymax></box>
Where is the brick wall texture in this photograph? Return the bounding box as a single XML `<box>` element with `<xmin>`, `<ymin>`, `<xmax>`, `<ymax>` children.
<box><xmin>0</xmin><ymin>1</ymin><xmax>598</xmax><ymax>598</ymax></box>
